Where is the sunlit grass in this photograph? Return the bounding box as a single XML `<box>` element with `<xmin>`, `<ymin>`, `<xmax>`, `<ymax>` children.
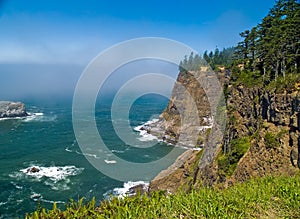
<box><xmin>26</xmin><ymin>174</ymin><xmax>300</xmax><ymax>218</ymax></box>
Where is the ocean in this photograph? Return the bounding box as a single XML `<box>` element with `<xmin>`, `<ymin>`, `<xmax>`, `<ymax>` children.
<box><xmin>0</xmin><ymin>93</ymin><xmax>181</xmax><ymax>218</ymax></box>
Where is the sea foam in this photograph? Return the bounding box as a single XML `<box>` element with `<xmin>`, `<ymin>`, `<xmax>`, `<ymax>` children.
<box><xmin>20</xmin><ymin>165</ymin><xmax>84</xmax><ymax>183</ymax></box>
<box><xmin>103</xmin><ymin>181</ymin><xmax>149</xmax><ymax>199</ymax></box>
<box><xmin>134</xmin><ymin>119</ymin><xmax>159</xmax><ymax>142</ymax></box>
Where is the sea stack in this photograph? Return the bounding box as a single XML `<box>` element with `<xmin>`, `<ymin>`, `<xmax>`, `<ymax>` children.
<box><xmin>0</xmin><ymin>101</ymin><xmax>28</xmax><ymax>118</ymax></box>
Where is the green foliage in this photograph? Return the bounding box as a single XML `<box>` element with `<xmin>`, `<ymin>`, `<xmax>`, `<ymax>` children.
<box><xmin>204</xmin><ymin>47</ymin><xmax>236</xmax><ymax>70</ymax></box>
<box><xmin>265</xmin><ymin>129</ymin><xmax>288</xmax><ymax>149</ymax></box>
<box><xmin>233</xmin><ymin>0</ymin><xmax>300</xmax><ymax>86</ymax></box>
<box><xmin>266</xmin><ymin>73</ymin><xmax>300</xmax><ymax>92</ymax></box>
<box><xmin>218</xmin><ymin>137</ymin><xmax>251</xmax><ymax>177</ymax></box>
<box><xmin>232</xmin><ymin>70</ymin><xmax>264</xmax><ymax>87</ymax></box>
<box><xmin>179</xmin><ymin>47</ymin><xmax>235</xmax><ymax>72</ymax></box>
<box><xmin>25</xmin><ymin>198</ymin><xmax>98</xmax><ymax>219</ymax></box>
<box><xmin>26</xmin><ymin>175</ymin><xmax>300</xmax><ymax>218</ymax></box>
<box><xmin>179</xmin><ymin>52</ymin><xmax>206</xmax><ymax>72</ymax></box>
<box><xmin>265</xmin><ymin>132</ymin><xmax>279</xmax><ymax>149</ymax></box>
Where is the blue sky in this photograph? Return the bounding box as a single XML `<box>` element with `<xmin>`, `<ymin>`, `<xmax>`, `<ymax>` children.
<box><xmin>0</xmin><ymin>0</ymin><xmax>276</xmax><ymax>65</ymax></box>
<box><xmin>0</xmin><ymin>0</ymin><xmax>276</xmax><ymax>100</ymax></box>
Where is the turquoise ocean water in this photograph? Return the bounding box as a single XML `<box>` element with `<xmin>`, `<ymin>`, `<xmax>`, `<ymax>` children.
<box><xmin>0</xmin><ymin>94</ymin><xmax>179</xmax><ymax>218</ymax></box>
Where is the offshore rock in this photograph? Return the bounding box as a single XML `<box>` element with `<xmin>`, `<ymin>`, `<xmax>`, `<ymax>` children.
<box><xmin>0</xmin><ymin>101</ymin><xmax>28</xmax><ymax>118</ymax></box>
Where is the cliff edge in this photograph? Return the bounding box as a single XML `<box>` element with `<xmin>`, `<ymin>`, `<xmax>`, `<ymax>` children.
<box><xmin>149</xmin><ymin>70</ymin><xmax>226</xmax><ymax>193</ymax></box>
<box><xmin>149</xmin><ymin>71</ymin><xmax>300</xmax><ymax>193</ymax></box>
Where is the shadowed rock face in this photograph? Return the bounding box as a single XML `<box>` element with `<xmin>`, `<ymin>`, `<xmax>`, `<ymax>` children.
<box><xmin>0</xmin><ymin>101</ymin><xmax>28</xmax><ymax>118</ymax></box>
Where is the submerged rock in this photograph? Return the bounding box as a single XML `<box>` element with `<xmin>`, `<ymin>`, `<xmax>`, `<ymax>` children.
<box><xmin>0</xmin><ymin>101</ymin><xmax>28</xmax><ymax>118</ymax></box>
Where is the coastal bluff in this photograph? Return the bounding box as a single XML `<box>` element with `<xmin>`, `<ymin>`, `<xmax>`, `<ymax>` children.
<box><xmin>149</xmin><ymin>70</ymin><xmax>300</xmax><ymax>193</ymax></box>
<box><xmin>0</xmin><ymin>101</ymin><xmax>28</xmax><ymax>118</ymax></box>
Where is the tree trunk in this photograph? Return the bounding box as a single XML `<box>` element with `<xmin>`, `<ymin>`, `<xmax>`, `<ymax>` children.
<box><xmin>282</xmin><ymin>58</ymin><xmax>286</xmax><ymax>79</ymax></box>
<box><xmin>275</xmin><ymin>60</ymin><xmax>279</xmax><ymax>81</ymax></box>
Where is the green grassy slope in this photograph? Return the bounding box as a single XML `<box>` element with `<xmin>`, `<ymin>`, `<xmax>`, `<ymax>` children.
<box><xmin>26</xmin><ymin>174</ymin><xmax>300</xmax><ymax>218</ymax></box>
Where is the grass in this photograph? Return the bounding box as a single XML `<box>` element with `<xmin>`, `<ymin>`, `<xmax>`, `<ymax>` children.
<box><xmin>26</xmin><ymin>174</ymin><xmax>300</xmax><ymax>218</ymax></box>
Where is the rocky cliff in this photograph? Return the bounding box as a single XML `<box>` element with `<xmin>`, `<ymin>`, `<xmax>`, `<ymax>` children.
<box><xmin>149</xmin><ymin>71</ymin><xmax>300</xmax><ymax>193</ymax></box>
<box><xmin>0</xmin><ymin>101</ymin><xmax>28</xmax><ymax>118</ymax></box>
<box><xmin>149</xmin><ymin>70</ymin><xmax>226</xmax><ymax>193</ymax></box>
<box><xmin>219</xmin><ymin>85</ymin><xmax>300</xmax><ymax>184</ymax></box>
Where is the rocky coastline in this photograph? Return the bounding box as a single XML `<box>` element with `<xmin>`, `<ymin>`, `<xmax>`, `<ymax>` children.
<box><xmin>147</xmin><ymin>70</ymin><xmax>300</xmax><ymax>193</ymax></box>
<box><xmin>0</xmin><ymin>101</ymin><xmax>28</xmax><ymax>118</ymax></box>
<box><xmin>137</xmin><ymin>69</ymin><xmax>225</xmax><ymax>193</ymax></box>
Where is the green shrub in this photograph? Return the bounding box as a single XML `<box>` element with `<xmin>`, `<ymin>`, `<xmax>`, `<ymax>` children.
<box><xmin>217</xmin><ymin>137</ymin><xmax>251</xmax><ymax>177</ymax></box>
<box><xmin>265</xmin><ymin>132</ymin><xmax>279</xmax><ymax>149</ymax></box>
<box><xmin>265</xmin><ymin>73</ymin><xmax>300</xmax><ymax>92</ymax></box>
<box><xmin>232</xmin><ymin>70</ymin><xmax>264</xmax><ymax>88</ymax></box>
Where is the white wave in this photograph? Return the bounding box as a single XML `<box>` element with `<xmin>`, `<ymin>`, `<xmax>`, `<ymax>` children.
<box><xmin>104</xmin><ymin>159</ymin><xmax>117</xmax><ymax>164</ymax></box>
<box><xmin>23</xmin><ymin>112</ymin><xmax>57</xmax><ymax>122</ymax></box>
<box><xmin>9</xmin><ymin>172</ymin><xmax>24</xmax><ymax>180</ymax></box>
<box><xmin>144</xmin><ymin>118</ymin><xmax>159</xmax><ymax>126</ymax></box>
<box><xmin>10</xmin><ymin>181</ymin><xmax>23</xmax><ymax>190</ymax></box>
<box><xmin>65</xmin><ymin>147</ymin><xmax>100</xmax><ymax>159</ymax></box>
<box><xmin>0</xmin><ymin>116</ymin><xmax>24</xmax><ymax>121</ymax></box>
<box><xmin>40</xmin><ymin>198</ymin><xmax>65</xmax><ymax>204</ymax></box>
<box><xmin>20</xmin><ymin>165</ymin><xmax>84</xmax><ymax>183</ymax></box>
<box><xmin>0</xmin><ymin>201</ymin><xmax>7</xmax><ymax>206</ymax></box>
<box><xmin>104</xmin><ymin>181</ymin><xmax>149</xmax><ymax>199</ymax></box>
<box><xmin>134</xmin><ymin>118</ymin><xmax>159</xmax><ymax>142</ymax></box>
<box><xmin>44</xmin><ymin>178</ymin><xmax>71</xmax><ymax>191</ymax></box>
<box><xmin>0</xmin><ymin>112</ymin><xmax>44</xmax><ymax>122</ymax></box>
<box><xmin>30</xmin><ymin>193</ymin><xmax>42</xmax><ymax>201</ymax></box>
<box><xmin>139</xmin><ymin>135</ymin><xmax>158</xmax><ymax>142</ymax></box>
<box><xmin>181</xmin><ymin>146</ymin><xmax>203</xmax><ymax>151</ymax></box>
<box><xmin>77</xmin><ymin>151</ymin><xmax>100</xmax><ymax>159</ymax></box>
<box><xmin>65</xmin><ymin>147</ymin><xmax>73</xmax><ymax>153</ymax></box>
<box><xmin>30</xmin><ymin>192</ymin><xmax>65</xmax><ymax>204</ymax></box>
<box><xmin>111</xmin><ymin>149</ymin><xmax>125</xmax><ymax>153</ymax></box>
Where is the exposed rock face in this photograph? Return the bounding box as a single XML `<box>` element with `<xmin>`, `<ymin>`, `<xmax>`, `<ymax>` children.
<box><xmin>150</xmin><ymin>70</ymin><xmax>300</xmax><ymax>192</ymax></box>
<box><xmin>225</xmin><ymin>86</ymin><xmax>300</xmax><ymax>182</ymax></box>
<box><xmin>146</xmin><ymin>70</ymin><xmax>225</xmax><ymax>147</ymax></box>
<box><xmin>0</xmin><ymin>101</ymin><xmax>28</xmax><ymax>118</ymax></box>
<box><xmin>149</xmin><ymin>70</ymin><xmax>225</xmax><ymax>192</ymax></box>
<box><xmin>149</xmin><ymin>150</ymin><xmax>201</xmax><ymax>193</ymax></box>
<box><xmin>196</xmin><ymin>85</ymin><xmax>300</xmax><ymax>186</ymax></box>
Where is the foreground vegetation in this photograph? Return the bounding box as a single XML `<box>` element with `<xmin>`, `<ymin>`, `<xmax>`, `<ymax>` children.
<box><xmin>26</xmin><ymin>174</ymin><xmax>300</xmax><ymax>218</ymax></box>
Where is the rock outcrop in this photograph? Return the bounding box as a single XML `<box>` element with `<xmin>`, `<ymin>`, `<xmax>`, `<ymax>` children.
<box><xmin>149</xmin><ymin>70</ymin><xmax>226</xmax><ymax>192</ymax></box>
<box><xmin>223</xmin><ymin>85</ymin><xmax>300</xmax><ymax>183</ymax></box>
<box><xmin>0</xmin><ymin>101</ymin><xmax>28</xmax><ymax>118</ymax></box>
<box><xmin>149</xmin><ymin>70</ymin><xmax>300</xmax><ymax>192</ymax></box>
<box><xmin>194</xmin><ymin>85</ymin><xmax>300</xmax><ymax>188</ymax></box>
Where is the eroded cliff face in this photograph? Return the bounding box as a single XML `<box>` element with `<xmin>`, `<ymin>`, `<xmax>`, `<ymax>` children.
<box><xmin>191</xmin><ymin>84</ymin><xmax>300</xmax><ymax>188</ymax></box>
<box><xmin>149</xmin><ymin>70</ymin><xmax>225</xmax><ymax>193</ymax></box>
<box><xmin>146</xmin><ymin>71</ymin><xmax>213</xmax><ymax>147</ymax></box>
<box><xmin>150</xmin><ymin>72</ymin><xmax>300</xmax><ymax>193</ymax></box>
<box><xmin>223</xmin><ymin>85</ymin><xmax>300</xmax><ymax>183</ymax></box>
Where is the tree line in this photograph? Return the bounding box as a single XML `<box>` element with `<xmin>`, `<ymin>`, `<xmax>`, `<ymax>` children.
<box><xmin>179</xmin><ymin>47</ymin><xmax>235</xmax><ymax>72</ymax></box>
<box><xmin>235</xmin><ymin>0</ymin><xmax>300</xmax><ymax>81</ymax></box>
<box><xmin>179</xmin><ymin>0</ymin><xmax>300</xmax><ymax>84</ymax></box>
